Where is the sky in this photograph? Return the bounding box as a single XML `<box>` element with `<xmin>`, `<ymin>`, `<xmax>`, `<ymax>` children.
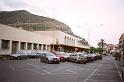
<box><xmin>0</xmin><ymin>0</ymin><xmax>124</xmax><ymax>47</ymax></box>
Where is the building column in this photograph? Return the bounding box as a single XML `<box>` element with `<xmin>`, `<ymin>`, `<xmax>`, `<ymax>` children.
<box><xmin>0</xmin><ymin>39</ymin><xmax>2</xmax><ymax>49</ymax></box>
<box><xmin>41</xmin><ymin>44</ymin><xmax>43</xmax><ymax>50</ymax></box>
<box><xmin>25</xmin><ymin>42</ymin><xmax>27</xmax><ymax>50</ymax></box>
<box><xmin>31</xmin><ymin>43</ymin><xmax>34</xmax><ymax>50</ymax></box>
<box><xmin>37</xmin><ymin>44</ymin><xmax>39</xmax><ymax>50</ymax></box>
<box><xmin>18</xmin><ymin>41</ymin><xmax>21</xmax><ymax>51</ymax></box>
<box><xmin>67</xmin><ymin>38</ymin><xmax>68</xmax><ymax>45</ymax></box>
<box><xmin>45</xmin><ymin>45</ymin><xmax>47</xmax><ymax>50</ymax></box>
<box><xmin>9</xmin><ymin>40</ymin><xmax>12</xmax><ymax>54</ymax></box>
<box><xmin>48</xmin><ymin>45</ymin><xmax>50</xmax><ymax>51</ymax></box>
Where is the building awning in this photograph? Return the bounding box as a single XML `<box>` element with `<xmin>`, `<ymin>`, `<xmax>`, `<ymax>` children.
<box><xmin>51</xmin><ymin>44</ymin><xmax>90</xmax><ymax>49</ymax></box>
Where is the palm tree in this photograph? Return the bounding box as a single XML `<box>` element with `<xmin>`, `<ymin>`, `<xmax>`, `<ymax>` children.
<box><xmin>97</xmin><ymin>39</ymin><xmax>107</xmax><ymax>53</ymax></box>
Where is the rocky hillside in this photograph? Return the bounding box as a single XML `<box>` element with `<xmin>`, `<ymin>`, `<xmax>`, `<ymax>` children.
<box><xmin>0</xmin><ymin>10</ymin><xmax>74</xmax><ymax>35</ymax></box>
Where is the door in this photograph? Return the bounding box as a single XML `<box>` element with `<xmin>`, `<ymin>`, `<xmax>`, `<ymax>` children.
<box><xmin>12</xmin><ymin>41</ymin><xmax>18</xmax><ymax>54</ymax></box>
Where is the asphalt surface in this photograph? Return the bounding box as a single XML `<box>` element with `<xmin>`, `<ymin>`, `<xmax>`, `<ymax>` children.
<box><xmin>0</xmin><ymin>56</ymin><xmax>122</xmax><ymax>82</ymax></box>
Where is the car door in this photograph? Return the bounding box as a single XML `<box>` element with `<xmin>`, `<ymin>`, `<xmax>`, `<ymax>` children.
<box><xmin>41</xmin><ymin>53</ymin><xmax>46</xmax><ymax>62</ymax></box>
<box><xmin>68</xmin><ymin>54</ymin><xmax>72</xmax><ymax>61</ymax></box>
<box><xmin>72</xmin><ymin>53</ymin><xmax>77</xmax><ymax>62</ymax></box>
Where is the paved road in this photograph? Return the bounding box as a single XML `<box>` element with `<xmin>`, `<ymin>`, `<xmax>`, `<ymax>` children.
<box><xmin>0</xmin><ymin>56</ymin><xmax>122</xmax><ymax>82</ymax></box>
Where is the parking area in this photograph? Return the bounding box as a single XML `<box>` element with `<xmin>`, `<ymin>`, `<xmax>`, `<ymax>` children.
<box><xmin>0</xmin><ymin>56</ymin><xmax>122</xmax><ymax>82</ymax></box>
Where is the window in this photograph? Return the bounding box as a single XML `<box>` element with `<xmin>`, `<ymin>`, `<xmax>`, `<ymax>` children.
<box><xmin>27</xmin><ymin>43</ymin><xmax>32</xmax><ymax>50</ymax></box>
<box><xmin>39</xmin><ymin>44</ymin><xmax>42</xmax><ymax>50</ymax></box>
<box><xmin>21</xmin><ymin>42</ymin><xmax>25</xmax><ymax>50</ymax></box>
<box><xmin>43</xmin><ymin>44</ymin><xmax>46</xmax><ymax>50</ymax></box>
<box><xmin>1</xmin><ymin>40</ymin><xmax>9</xmax><ymax>49</ymax></box>
<box><xmin>34</xmin><ymin>44</ymin><xmax>37</xmax><ymax>50</ymax></box>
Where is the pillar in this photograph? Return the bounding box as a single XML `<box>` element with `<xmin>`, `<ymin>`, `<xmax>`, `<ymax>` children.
<box><xmin>41</xmin><ymin>44</ymin><xmax>43</xmax><ymax>50</ymax></box>
<box><xmin>18</xmin><ymin>41</ymin><xmax>21</xmax><ymax>51</ymax></box>
<box><xmin>31</xmin><ymin>43</ymin><xmax>34</xmax><ymax>50</ymax></box>
<box><xmin>37</xmin><ymin>44</ymin><xmax>39</xmax><ymax>50</ymax></box>
<box><xmin>45</xmin><ymin>45</ymin><xmax>47</xmax><ymax>51</ymax></box>
<box><xmin>9</xmin><ymin>40</ymin><xmax>12</xmax><ymax>54</ymax></box>
<box><xmin>25</xmin><ymin>42</ymin><xmax>27</xmax><ymax>50</ymax></box>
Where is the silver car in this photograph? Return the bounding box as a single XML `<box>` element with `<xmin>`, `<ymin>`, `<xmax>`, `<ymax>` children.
<box><xmin>68</xmin><ymin>52</ymin><xmax>87</xmax><ymax>64</ymax></box>
<box><xmin>10</xmin><ymin>51</ymin><xmax>28</xmax><ymax>60</ymax></box>
<box><xmin>40</xmin><ymin>52</ymin><xmax>60</xmax><ymax>64</ymax></box>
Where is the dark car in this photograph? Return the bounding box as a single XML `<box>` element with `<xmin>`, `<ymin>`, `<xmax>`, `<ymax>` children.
<box><xmin>40</xmin><ymin>52</ymin><xmax>60</xmax><ymax>64</ymax></box>
<box><xmin>95</xmin><ymin>53</ymin><xmax>102</xmax><ymax>60</ymax></box>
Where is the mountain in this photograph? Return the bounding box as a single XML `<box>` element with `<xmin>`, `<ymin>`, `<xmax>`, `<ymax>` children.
<box><xmin>0</xmin><ymin>10</ymin><xmax>74</xmax><ymax>35</ymax></box>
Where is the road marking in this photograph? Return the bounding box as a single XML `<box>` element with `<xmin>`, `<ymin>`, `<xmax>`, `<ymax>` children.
<box><xmin>9</xmin><ymin>64</ymin><xmax>15</xmax><ymax>71</ymax></box>
<box><xmin>23</xmin><ymin>68</ymin><xmax>45</xmax><ymax>75</ymax></box>
<box><xmin>64</xmin><ymin>69</ymin><xmax>77</xmax><ymax>74</ymax></box>
<box><xmin>48</xmin><ymin>65</ymin><xmax>72</xmax><ymax>73</ymax></box>
<box><xmin>24</xmin><ymin>62</ymin><xmax>55</xmax><ymax>70</ymax></box>
<box><xmin>43</xmin><ymin>70</ymin><xmax>51</xmax><ymax>74</ymax></box>
<box><xmin>87</xmin><ymin>79</ymin><xmax>119</xmax><ymax>82</ymax></box>
<box><xmin>83</xmin><ymin>64</ymin><xmax>102</xmax><ymax>82</ymax></box>
<box><xmin>24</xmin><ymin>62</ymin><xmax>41</xmax><ymax>69</ymax></box>
<box><xmin>114</xmin><ymin>60</ymin><xmax>123</xmax><ymax>82</ymax></box>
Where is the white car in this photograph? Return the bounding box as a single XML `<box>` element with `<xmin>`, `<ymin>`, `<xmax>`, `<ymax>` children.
<box><xmin>10</xmin><ymin>51</ymin><xmax>28</xmax><ymax>60</ymax></box>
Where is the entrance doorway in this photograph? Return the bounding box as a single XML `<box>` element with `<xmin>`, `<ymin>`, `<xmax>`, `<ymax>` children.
<box><xmin>12</xmin><ymin>41</ymin><xmax>18</xmax><ymax>54</ymax></box>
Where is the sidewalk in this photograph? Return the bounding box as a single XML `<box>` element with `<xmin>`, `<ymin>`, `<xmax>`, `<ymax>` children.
<box><xmin>86</xmin><ymin>56</ymin><xmax>122</xmax><ymax>82</ymax></box>
<box><xmin>115</xmin><ymin>58</ymin><xmax>124</xmax><ymax>82</ymax></box>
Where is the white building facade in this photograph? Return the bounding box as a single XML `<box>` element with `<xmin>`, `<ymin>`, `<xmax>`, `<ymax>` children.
<box><xmin>0</xmin><ymin>24</ymin><xmax>89</xmax><ymax>55</ymax></box>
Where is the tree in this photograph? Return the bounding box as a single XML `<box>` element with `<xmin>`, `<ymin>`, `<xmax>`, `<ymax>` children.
<box><xmin>97</xmin><ymin>39</ymin><xmax>107</xmax><ymax>53</ymax></box>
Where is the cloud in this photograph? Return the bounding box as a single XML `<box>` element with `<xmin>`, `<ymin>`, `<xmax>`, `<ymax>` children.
<box><xmin>0</xmin><ymin>0</ymin><xmax>27</xmax><ymax>10</ymax></box>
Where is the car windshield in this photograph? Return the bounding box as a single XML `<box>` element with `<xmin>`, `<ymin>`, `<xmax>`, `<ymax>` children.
<box><xmin>46</xmin><ymin>53</ymin><xmax>55</xmax><ymax>56</ymax></box>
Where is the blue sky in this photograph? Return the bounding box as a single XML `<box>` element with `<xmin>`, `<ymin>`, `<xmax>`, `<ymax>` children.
<box><xmin>0</xmin><ymin>0</ymin><xmax>124</xmax><ymax>47</ymax></box>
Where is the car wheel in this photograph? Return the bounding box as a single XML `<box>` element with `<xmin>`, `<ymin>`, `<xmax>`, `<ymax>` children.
<box><xmin>84</xmin><ymin>61</ymin><xmax>86</xmax><ymax>64</ymax></box>
<box><xmin>75</xmin><ymin>59</ymin><xmax>78</xmax><ymax>63</ymax></box>
<box><xmin>26</xmin><ymin>56</ymin><xmax>28</xmax><ymax>59</ymax></box>
<box><xmin>40</xmin><ymin>59</ymin><xmax>42</xmax><ymax>62</ymax></box>
<box><xmin>46</xmin><ymin>59</ymin><xmax>50</xmax><ymax>64</ymax></box>
<box><xmin>17</xmin><ymin>56</ymin><xmax>20</xmax><ymax>60</ymax></box>
<box><xmin>57</xmin><ymin>62</ymin><xmax>60</xmax><ymax>64</ymax></box>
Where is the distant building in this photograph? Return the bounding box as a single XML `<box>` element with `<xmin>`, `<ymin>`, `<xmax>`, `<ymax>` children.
<box><xmin>0</xmin><ymin>24</ymin><xmax>89</xmax><ymax>55</ymax></box>
<box><xmin>119</xmin><ymin>33</ymin><xmax>124</xmax><ymax>59</ymax></box>
<box><xmin>107</xmin><ymin>44</ymin><xmax>115</xmax><ymax>53</ymax></box>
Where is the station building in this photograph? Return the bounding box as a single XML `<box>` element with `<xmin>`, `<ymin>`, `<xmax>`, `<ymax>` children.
<box><xmin>0</xmin><ymin>24</ymin><xmax>89</xmax><ymax>55</ymax></box>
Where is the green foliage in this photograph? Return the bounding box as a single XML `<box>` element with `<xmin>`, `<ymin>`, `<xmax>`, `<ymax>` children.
<box><xmin>31</xmin><ymin>24</ymin><xmax>47</xmax><ymax>31</ymax></box>
<box><xmin>90</xmin><ymin>47</ymin><xmax>102</xmax><ymax>53</ymax></box>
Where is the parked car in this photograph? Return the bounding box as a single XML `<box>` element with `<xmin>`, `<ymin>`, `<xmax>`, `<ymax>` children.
<box><xmin>63</xmin><ymin>52</ymin><xmax>72</xmax><ymax>61</ymax></box>
<box><xmin>68</xmin><ymin>52</ymin><xmax>87</xmax><ymax>64</ymax></box>
<box><xmin>89</xmin><ymin>53</ymin><xmax>98</xmax><ymax>60</ymax></box>
<box><xmin>28</xmin><ymin>50</ymin><xmax>37</xmax><ymax>58</ymax></box>
<box><xmin>86</xmin><ymin>53</ymin><xmax>96</xmax><ymax>62</ymax></box>
<box><xmin>10</xmin><ymin>51</ymin><xmax>28</xmax><ymax>60</ymax></box>
<box><xmin>52</xmin><ymin>51</ymin><xmax>65</xmax><ymax>62</ymax></box>
<box><xmin>28</xmin><ymin>50</ymin><xmax>46</xmax><ymax>58</ymax></box>
<box><xmin>95</xmin><ymin>53</ymin><xmax>102</xmax><ymax>60</ymax></box>
<box><xmin>40</xmin><ymin>52</ymin><xmax>60</xmax><ymax>64</ymax></box>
